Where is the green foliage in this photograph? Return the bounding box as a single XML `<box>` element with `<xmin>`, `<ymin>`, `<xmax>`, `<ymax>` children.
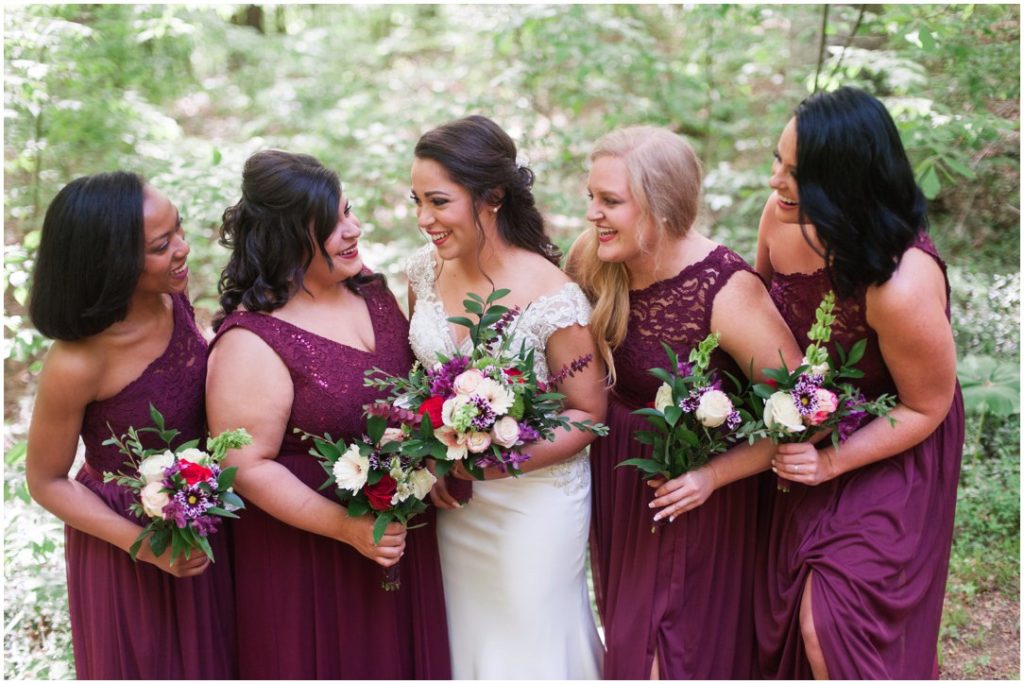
<box><xmin>958</xmin><ymin>355</ymin><xmax>1020</xmax><ymax>417</ymax></box>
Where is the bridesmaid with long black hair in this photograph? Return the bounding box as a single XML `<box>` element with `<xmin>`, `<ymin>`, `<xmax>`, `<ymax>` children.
<box><xmin>25</xmin><ymin>172</ymin><xmax>236</xmax><ymax>678</ymax></box>
<box><xmin>205</xmin><ymin>149</ymin><xmax>450</xmax><ymax>679</ymax></box>
<box><xmin>754</xmin><ymin>86</ymin><xmax>964</xmax><ymax>679</ymax></box>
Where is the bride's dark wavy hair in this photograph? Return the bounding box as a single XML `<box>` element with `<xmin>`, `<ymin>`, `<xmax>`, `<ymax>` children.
<box><xmin>214</xmin><ymin>150</ymin><xmax>381</xmax><ymax>331</ymax></box>
<box><xmin>794</xmin><ymin>86</ymin><xmax>928</xmax><ymax>299</ymax></box>
<box><xmin>414</xmin><ymin>114</ymin><xmax>561</xmax><ymax>266</ymax></box>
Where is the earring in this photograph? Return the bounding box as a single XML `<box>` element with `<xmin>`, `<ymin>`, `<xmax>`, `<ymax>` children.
<box><xmin>492</xmin><ymin>207</ymin><xmax>499</xmax><ymax>213</ymax></box>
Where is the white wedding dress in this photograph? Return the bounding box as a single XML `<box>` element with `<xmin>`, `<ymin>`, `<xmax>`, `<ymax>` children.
<box><xmin>406</xmin><ymin>244</ymin><xmax>603</xmax><ymax>680</ymax></box>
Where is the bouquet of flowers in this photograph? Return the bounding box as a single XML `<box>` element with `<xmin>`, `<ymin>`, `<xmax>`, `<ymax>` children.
<box><xmin>102</xmin><ymin>405</ymin><xmax>250</xmax><ymax>563</ymax></box>
<box><xmin>299</xmin><ymin>411</ymin><xmax>436</xmax><ymax>590</ymax></box>
<box><xmin>618</xmin><ymin>333</ymin><xmax>753</xmax><ymax>481</ymax></box>
<box><xmin>749</xmin><ymin>291</ymin><xmax>896</xmax><ymax>490</ymax></box>
<box><xmin>366</xmin><ymin>289</ymin><xmax>607</xmax><ymax>491</ymax></box>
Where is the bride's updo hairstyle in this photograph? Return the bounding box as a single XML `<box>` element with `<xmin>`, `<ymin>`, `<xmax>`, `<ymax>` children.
<box><xmin>792</xmin><ymin>86</ymin><xmax>927</xmax><ymax>299</ymax></box>
<box><xmin>567</xmin><ymin>126</ymin><xmax>702</xmax><ymax>385</ymax></box>
<box><xmin>414</xmin><ymin>114</ymin><xmax>561</xmax><ymax>266</ymax></box>
<box><xmin>215</xmin><ymin>149</ymin><xmax>379</xmax><ymax>330</ymax></box>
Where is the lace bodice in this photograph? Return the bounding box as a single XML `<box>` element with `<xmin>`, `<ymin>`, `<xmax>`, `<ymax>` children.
<box><xmin>80</xmin><ymin>293</ymin><xmax>208</xmax><ymax>473</ymax></box>
<box><xmin>768</xmin><ymin>232</ymin><xmax>950</xmax><ymax>400</ymax></box>
<box><xmin>407</xmin><ymin>245</ymin><xmax>592</xmax><ymax>382</ymax></box>
<box><xmin>612</xmin><ymin>246</ymin><xmax>755</xmax><ymax>409</ymax></box>
<box><xmin>210</xmin><ymin>278</ymin><xmax>414</xmax><ymax>457</ymax></box>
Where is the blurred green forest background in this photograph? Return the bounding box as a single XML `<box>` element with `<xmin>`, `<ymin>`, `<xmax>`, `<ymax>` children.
<box><xmin>4</xmin><ymin>4</ymin><xmax>1020</xmax><ymax>679</ymax></box>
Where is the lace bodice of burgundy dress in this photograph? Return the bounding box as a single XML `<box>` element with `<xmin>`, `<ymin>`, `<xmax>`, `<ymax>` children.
<box><xmin>80</xmin><ymin>293</ymin><xmax>207</xmax><ymax>472</ymax></box>
<box><xmin>768</xmin><ymin>232</ymin><xmax>949</xmax><ymax>400</ymax></box>
<box><xmin>213</xmin><ymin>279</ymin><xmax>414</xmax><ymax>452</ymax></box>
<box><xmin>613</xmin><ymin>245</ymin><xmax>755</xmax><ymax>408</ymax></box>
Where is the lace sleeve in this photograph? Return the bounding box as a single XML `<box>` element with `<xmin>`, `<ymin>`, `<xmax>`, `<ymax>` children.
<box><xmin>525</xmin><ymin>283</ymin><xmax>593</xmax><ymax>349</ymax></box>
<box><xmin>405</xmin><ymin>244</ymin><xmax>437</xmax><ymax>302</ymax></box>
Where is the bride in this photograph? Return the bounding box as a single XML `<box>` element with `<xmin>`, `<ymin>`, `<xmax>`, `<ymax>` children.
<box><xmin>406</xmin><ymin>115</ymin><xmax>607</xmax><ymax>679</ymax></box>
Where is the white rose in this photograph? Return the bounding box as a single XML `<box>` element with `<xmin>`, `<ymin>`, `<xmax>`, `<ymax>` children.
<box><xmin>763</xmin><ymin>391</ymin><xmax>806</xmax><ymax>434</ymax></box>
<box><xmin>138</xmin><ymin>451</ymin><xmax>175</xmax><ymax>484</ymax></box>
<box><xmin>477</xmin><ymin>378</ymin><xmax>513</xmax><ymax>414</ymax></box>
<box><xmin>140</xmin><ymin>481</ymin><xmax>170</xmax><ymax>519</ymax></box>
<box><xmin>409</xmin><ymin>467</ymin><xmax>438</xmax><ymax>500</ymax></box>
<box><xmin>435</xmin><ymin>425</ymin><xmax>468</xmax><ymax>461</ymax></box>
<box><xmin>332</xmin><ymin>444</ymin><xmax>370</xmax><ymax>493</ymax></box>
<box><xmin>801</xmin><ymin>356</ymin><xmax>830</xmax><ymax>378</ymax></box>
<box><xmin>177</xmin><ymin>447</ymin><xmax>209</xmax><ymax>466</ymax></box>
<box><xmin>441</xmin><ymin>395</ymin><xmax>470</xmax><ymax>427</ymax></box>
<box><xmin>696</xmin><ymin>389</ymin><xmax>734</xmax><ymax>428</ymax></box>
<box><xmin>491</xmin><ymin>416</ymin><xmax>520</xmax><ymax>448</ymax></box>
<box><xmin>452</xmin><ymin>369</ymin><xmax>485</xmax><ymax>396</ymax></box>
<box><xmin>653</xmin><ymin>383</ymin><xmax>674</xmax><ymax>412</ymax></box>
<box><xmin>379</xmin><ymin>427</ymin><xmax>405</xmax><ymax>446</ymax></box>
<box><xmin>466</xmin><ymin>431</ymin><xmax>492</xmax><ymax>454</ymax></box>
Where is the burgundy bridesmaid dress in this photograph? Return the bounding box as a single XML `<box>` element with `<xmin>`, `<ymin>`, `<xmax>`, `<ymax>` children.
<box><xmin>68</xmin><ymin>292</ymin><xmax>236</xmax><ymax>679</ymax></box>
<box><xmin>210</xmin><ymin>278</ymin><xmax>450</xmax><ymax>679</ymax></box>
<box><xmin>590</xmin><ymin>246</ymin><xmax>761</xmax><ymax>679</ymax></box>
<box><xmin>755</xmin><ymin>232</ymin><xmax>965</xmax><ymax>678</ymax></box>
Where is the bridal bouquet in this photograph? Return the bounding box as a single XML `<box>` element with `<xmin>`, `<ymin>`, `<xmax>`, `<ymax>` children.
<box><xmin>300</xmin><ymin>412</ymin><xmax>435</xmax><ymax>590</ymax></box>
<box><xmin>749</xmin><ymin>292</ymin><xmax>896</xmax><ymax>490</ymax></box>
<box><xmin>366</xmin><ymin>289</ymin><xmax>607</xmax><ymax>487</ymax></box>
<box><xmin>102</xmin><ymin>405</ymin><xmax>250</xmax><ymax>563</ymax></box>
<box><xmin>618</xmin><ymin>333</ymin><xmax>752</xmax><ymax>480</ymax></box>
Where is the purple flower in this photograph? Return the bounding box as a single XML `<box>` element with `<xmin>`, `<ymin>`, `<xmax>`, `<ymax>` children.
<box><xmin>676</xmin><ymin>360</ymin><xmax>694</xmax><ymax>377</ymax></box>
<box><xmin>548</xmin><ymin>354</ymin><xmax>594</xmax><ymax>387</ymax></box>
<box><xmin>469</xmin><ymin>395</ymin><xmax>497</xmax><ymax>431</ymax></box>
<box><xmin>493</xmin><ymin>306</ymin><xmax>521</xmax><ymax>336</ymax></box>
<box><xmin>192</xmin><ymin>515</ymin><xmax>220</xmax><ymax>537</ymax></box>
<box><xmin>517</xmin><ymin>424</ymin><xmax>541</xmax><ymax>443</ymax></box>
<box><xmin>427</xmin><ymin>356</ymin><xmax>471</xmax><ymax>396</ymax></box>
<box><xmin>792</xmin><ymin>373</ymin><xmax>824</xmax><ymax>417</ymax></box>
<box><xmin>726</xmin><ymin>410</ymin><xmax>742</xmax><ymax>431</ymax></box>
<box><xmin>837</xmin><ymin>393</ymin><xmax>868</xmax><ymax>442</ymax></box>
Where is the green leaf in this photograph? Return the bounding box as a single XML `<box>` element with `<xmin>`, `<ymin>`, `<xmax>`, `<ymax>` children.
<box><xmin>4</xmin><ymin>441</ymin><xmax>27</xmax><ymax>466</ymax></box>
<box><xmin>958</xmin><ymin>355</ymin><xmax>1020</xmax><ymax>416</ymax></box>
<box><xmin>447</xmin><ymin>316</ymin><xmax>476</xmax><ymax>330</ymax></box>
<box><xmin>845</xmin><ymin>339</ymin><xmax>867</xmax><ymax>367</ymax></box>
<box><xmin>219</xmin><ymin>490</ymin><xmax>245</xmax><ymax>510</ymax></box>
<box><xmin>919</xmin><ymin>164</ymin><xmax>941</xmax><ymax>199</ymax></box>
<box><xmin>616</xmin><ymin>458</ymin><xmax>667</xmax><ymax>477</ymax></box>
<box><xmin>487</xmin><ymin>288</ymin><xmax>511</xmax><ymax>303</ymax></box>
<box><xmin>367</xmin><ymin>415</ymin><xmax>386</xmax><ymax>445</ymax></box>
<box><xmin>372</xmin><ymin>513</ymin><xmax>393</xmax><ymax>544</ymax></box>
<box><xmin>663</xmin><ymin>405</ymin><xmax>682</xmax><ymax>427</ymax></box>
<box><xmin>347</xmin><ymin>498</ymin><xmax>371</xmax><ymax>518</ymax></box>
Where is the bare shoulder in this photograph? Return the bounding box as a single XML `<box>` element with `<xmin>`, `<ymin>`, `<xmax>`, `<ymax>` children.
<box><xmin>519</xmin><ymin>251</ymin><xmax>574</xmax><ymax>295</ymax></box>
<box><xmin>208</xmin><ymin>324</ymin><xmax>282</xmax><ymax>369</ymax></box>
<box><xmin>36</xmin><ymin>339</ymin><xmax>104</xmax><ymax>405</ymax></box>
<box><xmin>867</xmin><ymin>247</ymin><xmax>947</xmax><ymax>326</ymax></box>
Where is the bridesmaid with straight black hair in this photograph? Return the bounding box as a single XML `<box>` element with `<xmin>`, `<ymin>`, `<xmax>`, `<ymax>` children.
<box><xmin>25</xmin><ymin>172</ymin><xmax>236</xmax><ymax>678</ymax></box>
<box><xmin>206</xmin><ymin>149</ymin><xmax>450</xmax><ymax>679</ymax></box>
<box><xmin>754</xmin><ymin>86</ymin><xmax>965</xmax><ymax>679</ymax></box>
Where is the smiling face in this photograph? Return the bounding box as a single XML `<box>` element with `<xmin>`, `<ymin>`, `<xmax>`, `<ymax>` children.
<box><xmin>585</xmin><ymin>155</ymin><xmax>659</xmax><ymax>269</ymax></box>
<box><xmin>306</xmin><ymin>194</ymin><xmax>363</xmax><ymax>284</ymax></box>
<box><xmin>135</xmin><ymin>185</ymin><xmax>190</xmax><ymax>296</ymax></box>
<box><xmin>769</xmin><ymin>117</ymin><xmax>801</xmax><ymax>224</ymax></box>
<box><xmin>410</xmin><ymin>157</ymin><xmax>492</xmax><ymax>260</ymax></box>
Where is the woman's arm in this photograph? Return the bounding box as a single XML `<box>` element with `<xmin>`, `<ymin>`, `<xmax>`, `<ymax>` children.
<box><xmin>26</xmin><ymin>344</ymin><xmax>209</xmax><ymax>576</ymax></box>
<box><xmin>650</xmin><ymin>270</ymin><xmax>804</xmax><ymax>520</ymax></box>
<box><xmin>206</xmin><ymin>327</ymin><xmax>405</xmax><ymax>567</ymax></box>
<box><xmin>460</xmin><ymin>322</ymin><xmax>607</xmax><ymax>479</ymax></box>
<box><xmin>773</xmin><ymin>248</ymin><xmax>957</xmax><ymax>485</ymax></box>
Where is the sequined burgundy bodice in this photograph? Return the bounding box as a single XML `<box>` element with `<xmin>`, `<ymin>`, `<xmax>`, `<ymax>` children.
<box><xmin>768</xmin><ymin>232</ymin><xmax>950</xmax><ymax>400</ymax></box>
<box><xmin>613</xmin><ymin>246</ymin><xmax>756</xmax><ymax>408</ymax></box>
<box><xmin>212</xmin><ymin>279</ymin><xmax>414</xmax><ymax>455</ymax></box>
<box><xmin>79</xmin><ymin>293</ymin><xmax>208</xmax><ymax>474</ymax></box>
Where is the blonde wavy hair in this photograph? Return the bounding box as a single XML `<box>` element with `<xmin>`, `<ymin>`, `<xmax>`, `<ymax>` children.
<box><xmin>566</xmin><ymin>126</ymin><xmax>702</xmax><ymax>386</ymax></box>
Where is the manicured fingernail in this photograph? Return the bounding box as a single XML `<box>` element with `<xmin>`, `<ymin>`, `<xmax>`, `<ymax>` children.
<box><xmin>652</xmin><ymin>512</ymin><xmax>662</xmax><ymax>521</ymax></box>
<box><xmin>771</xmin><ymin>467</ymin><xmax>778</xmax><ymax>474</ymax></box>
<box><xmin>648</xmin><ymin>501</ymin><xmax>655</xmax><ymax>508</ymax></box>
<box><xmin>669</xmin><ymin>516</ymin><xmax>676</xmax><ymax>523</ymax></box>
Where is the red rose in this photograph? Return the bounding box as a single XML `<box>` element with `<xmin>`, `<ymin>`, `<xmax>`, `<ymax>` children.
<box><xmin>418</xmin><ymin>396</ymin><xmax>445</xmax><ymax>428</ymax></box>
<box><xmin>365</xmin><ymin>475</ymin><xmax>397</xmax><ymax>511</ymax></box>
<box><xmin>178</xmin><ymin>460</ymin><xmax>213</xmax><ymax>486</ymax></box>
<box><xmin>765</xmin><ymin>379</ymin><xmax>778</xmax><ymax>389</ymax></box>
<box><xmin>504</xmin><ymin>368</ymin><xmax>525</xmax><ymax>383</ymax></box>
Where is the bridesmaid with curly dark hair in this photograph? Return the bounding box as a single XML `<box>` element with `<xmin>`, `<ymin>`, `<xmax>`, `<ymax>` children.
<box><xmin>206</xmin><ymin>150</ymin><xmax>450</xmax><ymax>679</ymax></box>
